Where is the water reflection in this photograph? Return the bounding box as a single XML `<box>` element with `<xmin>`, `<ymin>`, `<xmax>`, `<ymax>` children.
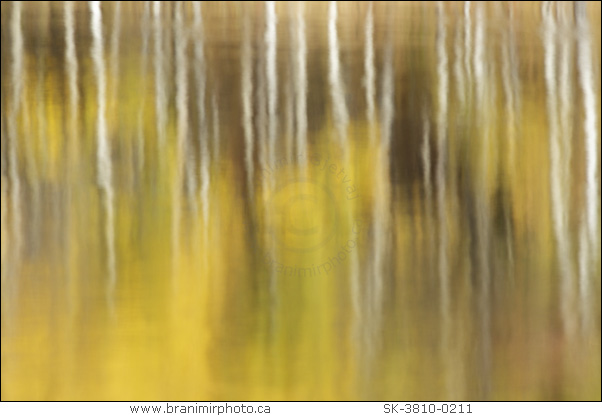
<box><xmin>90</xmin><ymin>1</ymin><xmax>116</xmax><ymax>305</ymax></box>
<box><xmin>6</xmin><ymin>1</ymin><xmax>23</xmax><ymax>288</ymax></box>
<box><xmin>136</xmin><ymin>1</ymin><xmax>150</xmax><ymax>174</ymax></box>
<box><xmin>153</xmin><ymin>1</ymin><xmax>167</xmax><ymax>151</ymax></box>
<box><xmin>294</xmin><ymin>3</ymin><xmax>307</xmax><ymax>160</ymax></box>
<box><xmin>242</xmin><ymin>12</ymin><xmax>254</xmax><ymax>201</ymax></box>
<box><xmin>0</xmin><ymin>1</ymin><xmax>600</xmax><ymax>401</ymax></box>
<box><xmin>435</xmin><ymin>2</ymin><xmax>453</xmax><ymax>396</ymax></box>
<box><xmin>576</xmin><ymin>0</ymin><xmax>600</xmax><ymax>337</ymax></box>
<box><xmin>328</xmin><ymin>1</ymin><xmax>349</xmax><ymax>144</ymax></box>
<box><xmin>543</xmin><ymin>1</ymin><xmax>574</xmax><ymax>338</ymax></box>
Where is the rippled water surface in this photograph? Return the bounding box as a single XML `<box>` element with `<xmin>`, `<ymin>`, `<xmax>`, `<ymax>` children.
<box><xmin>1</xmin><ymin>1</ymin><xmax>601</xmax><ymax>401</ymax></box>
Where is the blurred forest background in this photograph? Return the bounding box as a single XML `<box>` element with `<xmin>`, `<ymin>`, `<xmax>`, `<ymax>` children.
<box><xmin>1</xmin><ymin>1</ymin><xmax>600</xmax><ymax>400</ymax></box>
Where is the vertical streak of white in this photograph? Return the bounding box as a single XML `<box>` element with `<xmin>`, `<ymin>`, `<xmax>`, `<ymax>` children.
<box><xmin>328</xmin><ymin>2</ymin><xmax>349</xmax><ymax>144</ymax></box>
<box><xmin>576</xmin><ymin>3</ymin><xmax>600</xmax><ymax>259</ymax></box>
<box><xmin>364</xmin><ymin>3</ymin><xmax>375</xmax><ymax>127</ymax></box>
<box><xmin>266</xmin><ymin>1</ymin><xmax>278</xmax><ymax>169</ymax></box>
<box><xmin>242</xmin><ymin>16</ymin><xmax>254</xmax><ymax>202</ymax></box>
<box><xmin>64</xmin><ymin>1</ymin><xmax>79</xmax><ymax>307</ymax></box>
<box><xmin>295</xmin><ymin>4</ymin><xmax>308</xmax><ymax>160</ymax></box>
<box><xmin>90</xmin><ymin>1</ymin><xmax>117</xmax><ymax>302</ymax></box>
<box><xmin>137</xmin><ymin>1</ymin><xmax>150</xmax><ymax>173</ymax></box>
<box><xmin>193</xmin><ymin>2</ymin><xmax>210</xmax><ymax>230</ymax></box>
<box><xmin>544</xmin><ymin>2</ymin><xmax>576</xmax><ymax>337</ymax></box>
<box><xmin>436</xmin><ymin>2</ymin><xmax>451</xmax><ymax>398</ymax></box>
<box><xmin>153</xmin><ymin>2</ymin><xmax>167</xmax><ymax>150</ymax></box>
<box><xmin>473</xmin><ymin>3</ymin><xmax>492</xmax><ymax>398</ymax></box>
<box><xmin>173</xmin><ymin>1</ymin><xmax>189</xmax><ymax>268</ymax></box>
<box><xmin>7</xmin><ymin>2</ymin><xmax>24</xmax><ymax>284</ymax></box>
<box><xmin>576</xmin><ymin>1</ymin><xmax>600</xmax><ymax>334</ymax></box>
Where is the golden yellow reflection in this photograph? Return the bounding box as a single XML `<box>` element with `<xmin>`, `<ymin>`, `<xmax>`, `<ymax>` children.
<box><xmin>1</xmin><ymin>1</ymin><xmax>600</xmax><ymax>401</ymax></box>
